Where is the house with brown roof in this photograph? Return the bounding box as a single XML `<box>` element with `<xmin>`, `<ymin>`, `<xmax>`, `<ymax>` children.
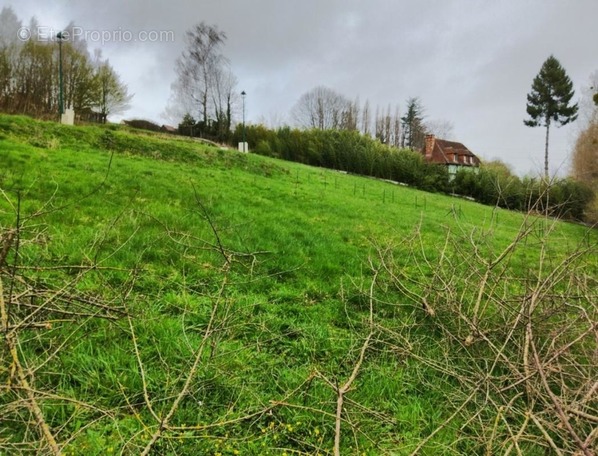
<box><xmin>422</xmin><ymin>134</ymin><xmax>481</xmax><ymax>178</ymax></box>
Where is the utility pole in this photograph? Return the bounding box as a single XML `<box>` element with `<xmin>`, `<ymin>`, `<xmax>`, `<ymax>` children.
<box><xmin>241</xmin><ymin>90</ymin><xmax>246</xmax><ymax>152</ymax></box>
<box><xmin>57</xmin><ymin>31</ymin><xmax>64</xmax><ymax>118</ymax></box>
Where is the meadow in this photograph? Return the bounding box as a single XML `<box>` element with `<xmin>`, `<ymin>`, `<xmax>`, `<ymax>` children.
<box><xmin>0</xmin><ymin>114</ymin><xmax>596</xmax><ymax>455</ymax></box>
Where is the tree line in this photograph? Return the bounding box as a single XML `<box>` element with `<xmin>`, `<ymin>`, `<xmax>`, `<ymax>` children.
<box><xmin>290</xmin><ymin>87</ymin><xmax>449</xmax><ymax>150</ymax></box>
<box><xmin>0</xmin><ymin>7</ymin><xmax>131</xmax><ymax>122</ymax></box>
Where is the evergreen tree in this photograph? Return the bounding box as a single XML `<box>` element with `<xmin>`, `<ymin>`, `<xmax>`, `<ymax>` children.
<box><xmin>400</xmin><ymin>97</ymin><xmax>426</xmax><ymax>150</ymax></box>
<box><xmin>524</xmin><ymin>55</ymin><xmax>578</xmax><ymax>180</ymax></box>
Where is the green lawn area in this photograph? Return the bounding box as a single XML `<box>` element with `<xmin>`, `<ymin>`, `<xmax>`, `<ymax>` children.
<box><xmin>1</xmin><ymin>114</ymin><xmax>596</xmax><ymax>455</ymax></box>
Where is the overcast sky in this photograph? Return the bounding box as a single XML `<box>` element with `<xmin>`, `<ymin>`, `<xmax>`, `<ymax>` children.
<box><xmin>4</xmin><ymin>0</ymin><xmax>598</xmax><ymax>176</ymax></box>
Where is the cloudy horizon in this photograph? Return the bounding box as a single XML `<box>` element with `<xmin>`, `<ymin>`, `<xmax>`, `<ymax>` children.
<box><xmin>3</xmin><ymin>0</ymin><xmax>598</xmax><ymax>177</ymax></box>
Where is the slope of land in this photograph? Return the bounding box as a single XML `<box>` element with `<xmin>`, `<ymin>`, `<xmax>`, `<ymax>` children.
<box><xmin>0</xmin><ymin>115</ymin><xmax>596</xmax><ymax>455</ymax></box>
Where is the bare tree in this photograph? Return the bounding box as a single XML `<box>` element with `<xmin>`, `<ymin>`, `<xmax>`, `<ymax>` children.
<box><xmin>392</xmin><ymin>105</ymin><xmax>401</xmax><ymax>148</ymax></box>
<box><xmin>0</xmin><ymin>6</ymin><xmax>21</xmax><ymax>47</ymax></box>
<box><xmin>383</xmin><ymin>104</ymin><xmax>392</xmax><ymax>146</ymax></box>
<box><xmin>374</xmin><ymin>105</ymin><xmax>384</xmax><ymax>143</ymax></box>
<box><xmin>578</xmin><ymin>70</ymin><xmax>598</xmax><ymax>128</ymax></box>
<box><xmin>255</xmin><ymin>111</ymin><xmax>287</xmax><ymax>129</ymax></box>
<box><xmin>163</xmin><ymin>78</ymin><xmax>196</xmax><ymax>125</ymax></box>
<box><xmin>172</xmin><ymin>22</ymin><xmax>227</xmax><ymax>126</ymax></box>
<box><xmin>361</xmin><ymin>99</ymin><xmax>371</xmax><ymax>136</ymax></box>
<box><xmin>0</xmin><ymin>7</ymin><xmax>21</xmax><ymax>109</ymax></box>
<box><xmin>92</xmin><ymin>57</ymin><xmax>132</xmax><ymax>123</ymax></box>
<box><xmin>0</xmin><ymin>6</ymin><xmax>22</xmax><ymax>108</ymax></box>
<box><xmin>372</xmin><ymin>103</ymin><xmax>401</xmax><ymax>147</ymax></box>
<box><xmin>340</xmin><ymin>96</ymin><xmax>359</xmax><ymax>130</ymax></box>
<box><xmin>61</xmin><ymin>41</ymin><xmax>96</xmax><ymax>113</ymax></box>
<box><xmin>571</xmin><ymin>120</ymin><xmax>598</xmax><ymax>222</ymax></box>
<box><xmin>425</xmin><ymin>119</ymin><xmax>454</xmax><ymax>139</ymax></box>
<box><xmin>291</xmin><ymin>86</ymin><xmax>351</xmax><ymax>130</ymax></box>
<box><xmin>210</xmin><ymin>64</ymin><xmax>238</xmax><ymax>140</ymax></box>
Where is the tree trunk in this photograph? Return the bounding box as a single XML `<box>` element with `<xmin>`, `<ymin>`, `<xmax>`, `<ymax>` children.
<box><xmin>544</xmin><ymin>120</ymin><xmax>550</xmax><ymax>181</ymax></box>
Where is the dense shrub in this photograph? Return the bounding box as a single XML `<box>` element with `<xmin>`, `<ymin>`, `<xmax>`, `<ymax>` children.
<box><xmin>177</xmin><ymin>113</ymin><xmax>233</xmax><ymax>143</ymax></box>
<box><xmin>545</xmin><ymin>178</ymin><xmax>594</xmax><ymax>221</ymax></box>
<box><xmin>453</xmin><ymin>164</ymin><xmax>595</xmax><ymax>222</ymax></box>
<box><xmin>123</xmin><ymin>119</ymin><xmax>162</xmax><ymax>132</ymax></box>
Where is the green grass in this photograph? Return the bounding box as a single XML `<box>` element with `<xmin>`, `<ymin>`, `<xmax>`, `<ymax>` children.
<box><xmin>0</xmin><ymin>114</ymin><xmax>596</xmax><ymax>455</ymax></box>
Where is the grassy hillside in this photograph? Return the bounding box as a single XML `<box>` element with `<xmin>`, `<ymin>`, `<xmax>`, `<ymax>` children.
<box><xmin>1</xmin><ymin>115</ymin><xmax>596</xmax><ymax>455</ymax></box>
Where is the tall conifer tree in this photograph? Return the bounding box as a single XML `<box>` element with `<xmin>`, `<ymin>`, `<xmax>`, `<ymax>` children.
<box><xmin>524</xmin><ymin>55</ymin><xmax>578</xmax><ymax>180</ymax></box>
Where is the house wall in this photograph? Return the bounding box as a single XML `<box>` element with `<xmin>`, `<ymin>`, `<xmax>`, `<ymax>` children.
<box><xmin>447</xmin><ymin>164</ymin><xmax>480</xmax><ymax>181</ymax></box>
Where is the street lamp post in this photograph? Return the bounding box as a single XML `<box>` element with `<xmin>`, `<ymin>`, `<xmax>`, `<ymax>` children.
<box><xmin>57</xmin><ymin>31</ymin><xmax>64</xmax><ymax>118</ymax></box>
<box><xmin>241</xmin><ymin>90</ymin><xmax>246</xmax><ymax>152</ymax></box>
